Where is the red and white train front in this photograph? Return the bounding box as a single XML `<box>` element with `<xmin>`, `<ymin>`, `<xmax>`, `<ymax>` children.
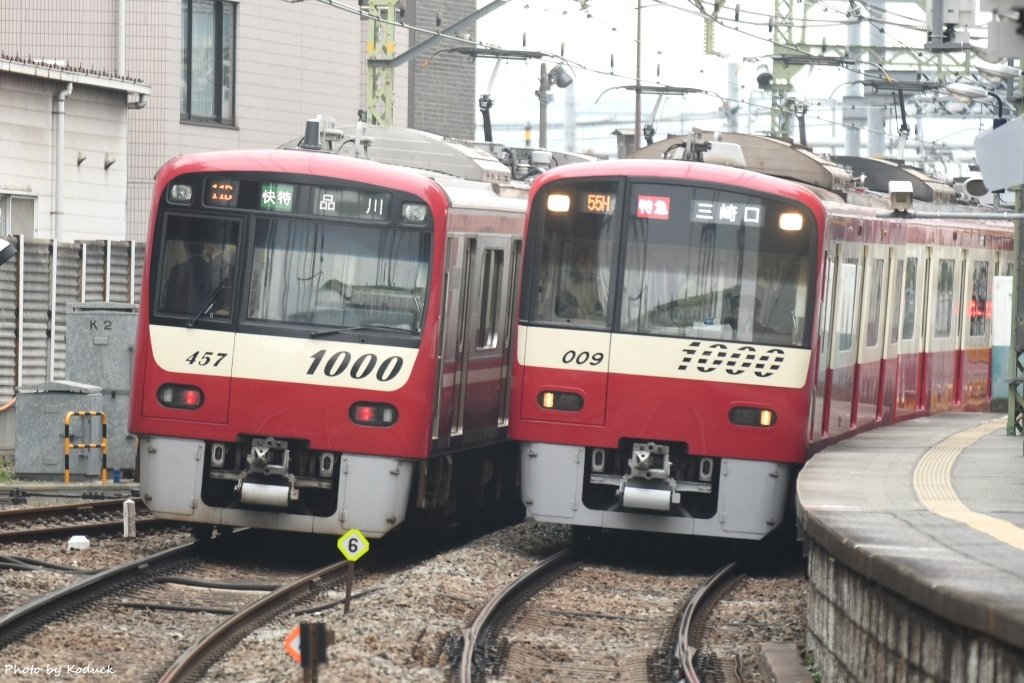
<box><xmin>510</xmin><ymin>159</ymin><xmax>824</xmax><ymax>541</ymax></box>
<box><xmin>131</xmin><ymin>148</ymin><xmax>516</xmax><ymax>538</ymax></box>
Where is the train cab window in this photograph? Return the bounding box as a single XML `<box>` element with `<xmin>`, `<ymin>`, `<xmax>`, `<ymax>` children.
<box><xmin>247</xmin><ymin>218</ymin><xmax>429</xmax><ymax>334</ymax></box>
<box><xmin>528</xmin><ymin>181</ymin><xmax>617</xmax><ymax>328</ymax></box>
<box><xmin>935</xmin><ymin>259</ymin><xmax>955</xmax><ymax>338</ymax></box>
<box><xmin>969</xmin><ymin>261</ymin><xmax>990</xmax><ymax>337</ymax></box>
<box><xmin>901</xmin><ymin>257</ymin><xmax>918</xmax><ymax>340</ymax></box>
<box><xmin>156</xmin><ymin>215</ymin><xmax>239</xmax><ymax>319</ymax></box>
<box><xmin>618</xmin><ymin>183</ymin><xmax>815</xmax><ymax>348</ymax></box>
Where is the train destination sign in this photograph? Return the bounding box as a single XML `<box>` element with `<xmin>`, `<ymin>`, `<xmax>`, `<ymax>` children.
<box><xmin>691</xmin><ymin>199</ymin><xmax>763</xmax><ymax>227</ymax></box>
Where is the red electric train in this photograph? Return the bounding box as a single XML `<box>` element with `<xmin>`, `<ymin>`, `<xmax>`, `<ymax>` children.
<box><xmin>130</xmin><ymin>124</ymin><xmax>535</xmax><ymax>538</ymax></box>
<box><xmin>509</xmin><ymin>130</ymin><xmax>1013</xmax><ymax>541</ymax></box>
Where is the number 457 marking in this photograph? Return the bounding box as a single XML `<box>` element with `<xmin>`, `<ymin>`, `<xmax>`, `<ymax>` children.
<box><xmin>185</xmin><ymin>350</ymin><xmax>228</xmax><ymax>367</ymax></box>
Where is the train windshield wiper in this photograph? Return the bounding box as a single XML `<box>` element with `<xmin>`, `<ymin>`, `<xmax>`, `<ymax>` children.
<box><xmin>309</xmin><ymin>324</ymin><xmax>414</xmax><ymax>338</ymax></box>
<box><xmin>187</xmin><ymin>279</ymin><xmax>229</xmax><ymax>328</ymax></box>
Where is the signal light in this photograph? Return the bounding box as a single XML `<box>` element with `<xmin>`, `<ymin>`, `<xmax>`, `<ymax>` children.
<box><xmin>351</xmin><ymin>402</ymin><xmax>397</xmax><ymax>426</ymax></box>
<box><xmin>538</xmin><ymin>391</ymin><xmax>583</xmax><ymax>411</ymax></box>
<box><xmin>157</xmin><ymin>384</ymin><xmax>204</xmax><ymax>409</ymax></box>
<box><xmin>729</xmin><ymin>406</ymin><xmax>776</xmax><ymax>427</ymax></box>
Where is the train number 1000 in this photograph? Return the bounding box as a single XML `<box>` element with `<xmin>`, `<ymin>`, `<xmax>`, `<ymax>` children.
<box><xmin>307</xmin><ymin>349</ymin><xmax>404</xmax><ymax>382</ymax></box>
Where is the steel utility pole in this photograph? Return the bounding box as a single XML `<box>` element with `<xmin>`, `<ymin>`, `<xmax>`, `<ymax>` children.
<box><xmin>634</xmin><ymin>0</ymin><xmax>641</xmax><ymax>154</ymax></box>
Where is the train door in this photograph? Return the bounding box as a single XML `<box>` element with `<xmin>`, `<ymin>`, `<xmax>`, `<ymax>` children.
<box><xmin>433</xmin><ymin>234</ymin><xmax>518</xmax><ymax>448</ymax></box>
<box><xmin>811</xmin><ymin>249</ymin><xmax>836</xmax><ymax>442</ymax></box>
<box><xmin>923</xmin><ymin>245</ymin><xmax>961</xmax><ymax>412</ymax></box>
<box><xmin>855</xmin><ymin>243</ymin><xmax>888</xmax><ymax>426</ymax></box>
<box><xmin>878</xmin><ymin>247</ymin><xmax>905</xmax><ymax>423</ymax></box>
<box><xmin>895</xmin><ymin>245</ymin><xmax>927</xmax><ymax>418</ymax></box>
<box><xmin>960</xmin><ymin>250</ymin><xmax>993</xmax><ymax>410</ymax></box>
<box><xmin>825</xmin><ymin>240</ymin><xmax>863</xmax><ymax>438</ymax></box>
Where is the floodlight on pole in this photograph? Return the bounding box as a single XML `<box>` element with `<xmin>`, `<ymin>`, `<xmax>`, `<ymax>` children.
<box><xmin>538</xmin><ymin>63</ymin><xmax>574</xmax><ymax>148</ymax></box>
<box><xmin>946</xmin><ymin>81</ymin><xmax>1009</xmax><ymax>128</ymax></box>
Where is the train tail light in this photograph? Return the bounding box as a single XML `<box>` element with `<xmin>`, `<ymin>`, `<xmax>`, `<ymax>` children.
<box><xmin>729</xmin><ymin>406</ymin><xmax>776</xmax><ymax>427</ymax></box>
<box><xmin>351</xmin><ymin>402</ymin><xmax>397</xmax><ymax>426</ymax></box>
<box><xmin>157</xmin><ymin>384</ymin><xmax>204</xmax><ymax>409</ymax></box>
<box><xmin>539</xmin><ymin>391</ymin><xmax>583</xmax><ymax>411</ymax></box>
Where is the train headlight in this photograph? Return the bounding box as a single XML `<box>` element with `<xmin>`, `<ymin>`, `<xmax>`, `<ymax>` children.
<box><xmin>547</xmin><ymin>193</ymin><xmax>571</xmax><ymax>213</ymax></box>
<box><xmin>778</xmin><ymin>212</ymin><xmax>803</xmax><ymax>231</ymax></box>
<box><xmin>157</xmin><ymin>384</ymin><xmax>204</xmax><ymax>409</ymax></box>
<box><xmin>401</xmin><ymin>202</ymin><xmax>428</xmax><ymax>224</ymax></box>
<box><xmin>351</xmin><ymin>402</ymin><xmax>397</xmax><ymax>426</ymax></box>
<box><xmin>729</xmin><ymin>406</ymin><xmax>776</xmax><ymax>427</ymax></box>
<box><xmin>167</xmin><ymin>183</ymin><xmax>193</xmax><ymax>205</ymax></box>
<box><xmin>538</xmin><ymin>391</ymin><xmax>583</xmax><ymax>411</ymax></box>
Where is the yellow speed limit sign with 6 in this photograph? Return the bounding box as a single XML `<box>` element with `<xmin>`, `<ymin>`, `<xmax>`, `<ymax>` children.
<box><xmin>338</xmin><ymin>528</ymin><xmax>370</xmax><ymax>562</ymax></box>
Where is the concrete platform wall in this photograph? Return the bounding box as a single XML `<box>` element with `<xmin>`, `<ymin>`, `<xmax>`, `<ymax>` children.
<box><xmin>805</xmin><ymin>540</ymin><xmax>1024</xmax><ymax>682</ymax></box>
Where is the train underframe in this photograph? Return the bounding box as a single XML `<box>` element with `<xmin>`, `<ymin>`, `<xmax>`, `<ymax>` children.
<box><xmin>138</xmin><ymin>434</ymin><xmax>521</xmax><ymax>538</ymax></box>
<box><xmin>519</xmin><ymin>439</ymin><xmax>793</xmax><ymax>541</ymax></box>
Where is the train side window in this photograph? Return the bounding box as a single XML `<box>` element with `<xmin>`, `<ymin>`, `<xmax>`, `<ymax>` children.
<box><xmin>901</xmin><ymin>257</ymin><xmax>917</xmax><ymax>340</ymax></box>
<box><xmin>888</xmin><ymin>260</ymin><xmax>904</xmax><ymax>345</ymax></box>
<box><xmin>476</xmin><ymin>249</ymin><xmax>504</xmax><ymax>349</ymax></box>
<box><xmin>969</xmin><ymin>261</ymin><xmax>990</xmax><ymax>337</ymax></box>
<box><xmin>864</xmin><ymin>258</ymin><xmax>884</xmax><ymax>348</ymax></box>
<box><xmin>934</xmin><ymin>258</ymin><xmax>955</xmax><ymax>338</ymax></box>
<box><xmin>836</xmin><ymin>258</ymin><xmax>859</xmax><ymax>352</ymax></box>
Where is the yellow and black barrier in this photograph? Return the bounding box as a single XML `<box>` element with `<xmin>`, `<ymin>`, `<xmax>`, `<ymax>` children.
<box><xmin>63</xmin><ymin>411</ymin><xmax>108</xmax><ymax>484</ymax></box>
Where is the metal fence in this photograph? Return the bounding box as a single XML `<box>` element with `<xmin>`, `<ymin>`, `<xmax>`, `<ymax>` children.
<box><xmin>0</xmin><ymin>235</ymin><xmax>144</xmax><ymax>453</ymax></box>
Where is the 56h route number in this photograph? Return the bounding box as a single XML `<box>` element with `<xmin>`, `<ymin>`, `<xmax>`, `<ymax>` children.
<box><xmin>338</xmin><ymin>528</ymin><xmax>370</xmax><ymax>562</ymax></box>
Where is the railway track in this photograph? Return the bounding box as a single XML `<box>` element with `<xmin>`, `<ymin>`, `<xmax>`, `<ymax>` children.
<box><xmin>0</xmin><ymin>498</ymin><xmax>167</xmax><ymax>541</ymax></box>
<box><xmin>459</xmin><ymin>547</ymin><xmax>744</xmax><ymax>682</ymax></box>
<box><xmin>0</xmin><ymin>530</ymin><xmax>352</xmax><ymax>681</ymax></box>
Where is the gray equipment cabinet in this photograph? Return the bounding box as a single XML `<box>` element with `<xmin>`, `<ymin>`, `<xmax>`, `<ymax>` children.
<box><xmin>64</xmin><ymin>302</ymin><xmax>139</xmax><ymax>474</ymax></box>
<box><xmin>14</xmin><ymin>381</ymin><xmax>104</xmax><ymax>480</ymax></box>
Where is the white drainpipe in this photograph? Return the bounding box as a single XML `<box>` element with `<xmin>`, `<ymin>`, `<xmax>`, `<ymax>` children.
<box><xmin>50</xmin><ymin>81</ymin><xmax>72</xmax><ymax>380</ymax></box>
<box><xmin>117</xmin><ymin>0</ymin><xmax>126</xmax><ymax>76</ymax></box>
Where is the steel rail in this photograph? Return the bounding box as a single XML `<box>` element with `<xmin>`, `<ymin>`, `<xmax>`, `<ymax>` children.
<box><xmin>159</xmin><ymin>557</ymin><xmax>352</xmax><ymax>683</ymax></box>
<box><xmin>458</xmin><ymin>547</ymin><xmax>576</xmax><ymax>683</ymax></box>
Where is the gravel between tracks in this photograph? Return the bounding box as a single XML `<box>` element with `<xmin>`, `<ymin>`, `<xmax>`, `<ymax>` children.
<box><xmin>0</xmin><ymin>522</ymin><xmax>808</xmax><ymax>682</ymax></box>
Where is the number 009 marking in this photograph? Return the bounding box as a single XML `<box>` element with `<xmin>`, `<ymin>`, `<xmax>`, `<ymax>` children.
<box><xmin>561</xmin><ymin>350</ymin><xmax>604</xmax><ymax>366</ymax></box>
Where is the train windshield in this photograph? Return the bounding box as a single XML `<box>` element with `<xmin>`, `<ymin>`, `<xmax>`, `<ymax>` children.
<box><xmin>157</xmin><ymin>215</ymin><xmax>240</xmax><ymax>318</ymax></box>
<box><xmin>247</xmin><ymin>218</ymin><xmax>429</xmax><ymax>333</ymax></box>
<box><xmin>526</xmin><ymin>179</ymin><xmax>816</xmax><ymax>348</ymax></box>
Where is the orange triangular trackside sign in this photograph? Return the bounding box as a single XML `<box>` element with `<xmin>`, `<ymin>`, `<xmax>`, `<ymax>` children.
<box><xmin>284</xmin><ymin>625</ymin><xmax>301</xmax><ymax>664</ymax></box>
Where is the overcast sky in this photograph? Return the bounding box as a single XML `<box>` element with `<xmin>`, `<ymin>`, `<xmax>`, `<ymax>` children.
<box><xmin>470</xmin><ymin>0</ymin><xmax>997</xmax><ymax>168</ymax></box>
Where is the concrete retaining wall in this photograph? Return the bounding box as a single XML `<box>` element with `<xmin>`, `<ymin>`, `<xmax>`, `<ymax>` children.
<box><xmin>804</xmin><ymin>540</ymin><xmax>1024</xmax><ymax>682</ymax></box>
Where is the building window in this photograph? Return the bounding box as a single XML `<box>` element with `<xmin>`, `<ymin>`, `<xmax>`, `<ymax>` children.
<box><xmin>181</xmin><ymin>0</ymin><xmax>236</xmax><ymax>125</ymax></box>
<box><xmin>0</xmin><ymin>194</ymin><xmax>35</xmax><ymax>237</ymax></box>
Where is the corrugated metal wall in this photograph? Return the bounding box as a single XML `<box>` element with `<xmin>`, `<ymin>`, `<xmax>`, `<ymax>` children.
<box><xmin>0</xmin><ymin>235</ymin><xmax>145</xmax><ymax>452</ymax></box>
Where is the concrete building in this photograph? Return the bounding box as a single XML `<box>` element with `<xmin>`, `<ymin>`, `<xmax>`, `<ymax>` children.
<box><xmin>0</xmin><ymin>0</ymin><xmax>478</xmax><ymax>244</ymax></box>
